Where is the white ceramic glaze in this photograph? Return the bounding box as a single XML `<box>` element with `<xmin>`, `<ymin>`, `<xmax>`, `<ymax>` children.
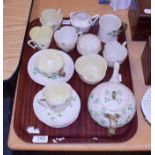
<box><xmin>70</xmin><ymin>11</ymin><xmax>100</xmax><ymax>33</ymax></box>
<box><xmin>141</xmin><ymin>87</ymin><xmax>151</xmax><ymax>124</ymax></box>
<box><xmin>33</xmin><ymin>85</ymin><xmax>81</xmax><ymax>128</ymax></box>
<box><xmin>54</xmin><ymin>26</ymin><xmax>81</xmax><ymax>52</ymax></box>
<box><xmin>88</xmin><ymin>63</ymin><xmax>136</xmax><ymax>136</ymax></box>
<box><xmin>103</xmin><ymin>41</ymin><xmax>128</xmax><ymax>67</ymax></box>
<box><xmin>40</xmin><ymin>9</ymin><xmax>63</xmax><ymax>31</ymax></box>
<box><xmin>28</xmin><ymin>26</ymin><xmax>53</xmax><ymax>49</ymax></box>
<box><xmin>98</xmin><ymin>14</ymin><xmax>122</xmax><ymax>43</ymax></box>
<box><xmin>77</xmin><ymin>34</ymin><xmax>102</xmax><ymax>55</ymax></box>
<box><xmin>75</xmin><ymin>54</ymin><xmax>107</xmax><ymax>85</ymax></box>
<box><xmin>27</xmin><ymin>49</ymin><xmax>74</xmax><ymax>86</ymax></box>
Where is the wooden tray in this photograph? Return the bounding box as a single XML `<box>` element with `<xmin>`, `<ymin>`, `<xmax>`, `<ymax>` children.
<box><xmin>13</xmin><ymin>19</ymin><xmax>138</xmax><ymax>144</ymax></box>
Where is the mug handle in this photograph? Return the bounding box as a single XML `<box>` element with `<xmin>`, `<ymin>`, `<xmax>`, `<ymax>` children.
<box><xmin>27</xmin><ymin>40</ymin><xmax>37</xmax><ymax>49</ymax></box>
<box><xmin>91</xmin><ymin>14</ymin><xmax>100</xmax><ymax>26</ymax></box>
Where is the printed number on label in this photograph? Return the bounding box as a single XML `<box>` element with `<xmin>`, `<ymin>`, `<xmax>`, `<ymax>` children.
<box><xmin>32</xmin><ymin>135</ymin><xmax>48</xmax><ymax>143</ymax></box>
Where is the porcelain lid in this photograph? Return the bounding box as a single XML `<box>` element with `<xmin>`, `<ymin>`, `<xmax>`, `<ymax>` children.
<box><xmin>98</xmin><ymin>82</ymin><xmax>135</xmax><ymax>112</ymax></box>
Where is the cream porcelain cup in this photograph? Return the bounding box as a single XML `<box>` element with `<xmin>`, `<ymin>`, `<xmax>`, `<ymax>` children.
<box><xmin>43</xmin><ymin>83</ymin><xmax>72</xmax><ymax>112</ymax></box>
<box><xmin>40</xmin><ymin>9</ymin><xmax>63</xmax><ymax>31</ymax></box>
<box><xmin>28</xmin><ymin>26</ymin><xmax>53</xmax><ymax>49</ymax></box>
<box><xmin>35</xmin><ymin>50</ymin><xmax>65</xmax><ymax>78</ymax></box>
<box><xmin>75</xmin><ymin>54</ymin><xmax>107</xmax><ymax>85</ymax></box>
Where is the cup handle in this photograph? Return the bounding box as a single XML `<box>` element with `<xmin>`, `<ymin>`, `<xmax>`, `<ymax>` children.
<box><xmin>27</xmin><ymin>40</ymin><xmax>37</xmax><ymax>49</ymax></box>
<box><xmin>77</xmin><ymin>31</ymin><xmax>83</xmax><ymax>36</ymax></box>
<box><xmin>122</xmin><ymin>41</ymin><xmax>127</xmax><ymax>47</ymax></box>
<box><xmin>57</xmin><ymin>8</ymin><xmax>63</xmax><ymax>14</ymax></box>
<box><xmin>69</xmin><ymin>11</ymin><xmax>75</xmax><ymax>17</ymax></box>
<box><xmin>91</xmin><ymin>14</ymin><xmax>100</xmax><ymax>26</ymax></box>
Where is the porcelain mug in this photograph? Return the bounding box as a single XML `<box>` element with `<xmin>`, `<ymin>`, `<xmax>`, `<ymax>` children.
<box><xmin>70</xmin><ymin>11</ymin><xmax>100</xmax><ymax>33</ymax></box>
<box><xmin>98</xmin><ymin>14</ymin><xmax>127</xmax><ymax>43</ymax></box>
<box><xmin>54</xmin><ymin>26</ymin><xmax>82</xmax><ymax>52</ymax></box>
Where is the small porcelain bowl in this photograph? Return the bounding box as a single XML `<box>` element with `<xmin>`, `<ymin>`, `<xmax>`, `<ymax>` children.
<box><xmin>43</xmin><ymin>83</ymin><xmax>72</xmax><ymax>112</ymax></box>
<box><xmin>77</xmin><ymin>34</ymin><xmax>102</xmax><ymax>55</ymax></box>
<box><xmin>103</xmin><ymin>41</ymin><xmax>128</xmax><ymax>67</ymax></box>
<box><xmin>75</xmin><ymin>54</ymin><xmax>107</xmax><ymax>85</ymax></box>
<box><xmin>35</xmin><ymin>50</ymin><xmax>65</xmax><ymax>78</ymax></box>
<box><xmin>40</xmin><ymin>9</ymin><xmax>63</xmax><ymax>31</ymax></box>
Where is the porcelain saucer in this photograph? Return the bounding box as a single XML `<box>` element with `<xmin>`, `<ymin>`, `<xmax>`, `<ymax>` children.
<box><xmin>33</xmin><ymin>87</ymin><xmax>81</xmax><ymax>128</ymax></box>
<box><xmin>27</xmin><ymin>49</ymin><xmax>74</xmax><ymax>86</ymax></box>
<box><xmin>141</xmin><ymin>87</ymin><xmax>151</xmax><ymax>124</ymax></box>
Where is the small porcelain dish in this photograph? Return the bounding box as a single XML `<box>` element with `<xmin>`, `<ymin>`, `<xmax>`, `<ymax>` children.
<box><xmin>54</xmin><ymin>26</ymin><xmax>81</xmax><ymax>52</ymax></box>
<box><xmin>141</xmin><ymin>87</ymin><xmax>151</xmax><ymax>124</ymax></box>
<box><xmin>70</xmin><ymin>11</ymin><xmax>100</xmax><ymax>33</ymax></box>
<box><xmin>33</xmin><ymin>83</ymin><xmax>81</xmax><ymax>128</ymax></box>
<box><xmin>40</xmin><ymin>9</ymin><xmax>63</xmax><ymax>31</ymax></box>
<box><xmin>77</xmin><ymin>34</ymin><xmax>102</xmax><ymax>55</ymax></box>
<box><xmin>28</xmin><ymin>26</ymin><xmax>53</xmax><ymax>49</ymax></box>
<box><xmin>75</xmin><ymin>54</ymin><xmax>107</xmax><ymax>85</ymax></box>
<box><xmin>88</xmin><ymin>62</ymin><xmax>136</xmax><ymax>136</ymax></box>
<box><xmin>103</xmin><ymin>41</ymin><xmax>128</xmax><ymax>67</ymax></box>
<box><xmin>27</xmin><ymin>49</ymin><xmax>74</xmax><ymax>86</ymax></box>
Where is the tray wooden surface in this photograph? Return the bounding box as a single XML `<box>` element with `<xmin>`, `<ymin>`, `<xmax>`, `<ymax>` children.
<box><xmin>13</xmin><ymin>19</ymin><xmax>138</xmax><ymax>144</ymax></box>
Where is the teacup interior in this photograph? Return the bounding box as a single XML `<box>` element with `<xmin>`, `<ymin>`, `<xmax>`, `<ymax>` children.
<box><xmin>74</xmin><ymin>12</ymin><xmax>89</xmax><ymax>20</ymax></box>
<box><xmin>55</xmin><ymin>26</ymin><xmax>77</xmax><ymax>43</ymax></box>
<box><xmin>100</xmin><ymin>14</ymin><xmax>121</xmax><ymax>30</ymax></box>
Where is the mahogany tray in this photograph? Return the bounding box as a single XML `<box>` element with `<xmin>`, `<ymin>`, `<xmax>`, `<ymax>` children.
<box><xmin>13</xmin><ymin>19</ymin><xmax>138</xmax><ymax>144</ymax></box>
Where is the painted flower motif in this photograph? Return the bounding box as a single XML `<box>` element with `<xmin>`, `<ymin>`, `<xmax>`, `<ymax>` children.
<box><xmin>89</xmin><ymin>93</ymin><xmax>94</xmax><ymax>100</ymax></box>
<box><xmin>33</xmin><ymin>67</ymin><xmax>38</xmax><ymax>75</ymax></box>
<box><xmin>33</xmin><ymin>67</ymin><xmax>62</xmax><ymax>79</ymax></box>
<box><xmin>103</xmin><ymin>89</ymin><xmax>123</xmax><ymax>105</ymax></box>
<box><xmin>107</xmin><ymin>29</ymin><xmax>120</xmax><ymax>39</ymax></box>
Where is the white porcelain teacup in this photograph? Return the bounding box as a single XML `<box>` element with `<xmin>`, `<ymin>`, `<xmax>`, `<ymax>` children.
<box><xmin>98</xmin><ymin>14</ymin><xmax>126</xmax><ymax>43</ymax></box>
<box><xmin>28</xmin><ymin>26</ymin><xmax>53</xmax><ymax>49</ymax></box>
<box><xmin>103</xmin><ymin>41</ymin><xmax>128</xmax><ymax>67</ymax></box>
<box><xmin>54</xmin><ymin>26</ymin><xmax>82</xmax><ymax>52</ymax></box>
<box><xmin>70</xmin><ymin>11</ymin><xmax>100</xmax><ymax>33</ymax></box>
